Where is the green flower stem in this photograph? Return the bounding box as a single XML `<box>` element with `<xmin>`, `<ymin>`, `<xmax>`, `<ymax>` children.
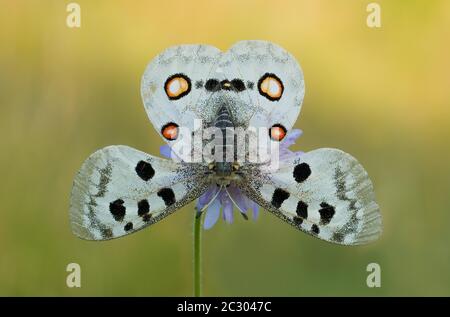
<box><xmin>193</xmin><ymin>211</ymin><xmax>202</xmax><ymax>297</ymax></box>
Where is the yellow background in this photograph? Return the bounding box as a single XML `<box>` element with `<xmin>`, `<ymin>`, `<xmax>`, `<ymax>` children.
<box><xmin>1</xmin><ymin>0</ymin><xmax>449</xmax><ymax>295</ymax></box>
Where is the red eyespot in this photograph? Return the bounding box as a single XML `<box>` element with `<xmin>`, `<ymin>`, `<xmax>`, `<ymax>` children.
<box><xmin>161</xmin><ymin>122</ymin><xmax>179</xmax><ymax>140</ymax></box>
<box><xmin>164</xmin><ymin>74</ymin><xmax>191</xmax><ymax>100</ymax></box>
<box><xmin>269</xmin><ymin>124</ymin><xmax>287</xmax><ymax>141</ymax></box>
<box><xmin>258</xmin><ymin>73</ymin><xmax>284</xmax><ymax>101</ymax></box>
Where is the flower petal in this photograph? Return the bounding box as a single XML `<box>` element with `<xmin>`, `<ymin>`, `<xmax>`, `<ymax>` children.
<box><xmin>222</xmin><ymin>199</ymin><xmax>234</xmax><ymax>224</ymax></box>
<box><xmin>203</xmin><ymin>198</ymin><xmax>221</xmax><ymax>230</ymax></box>
<box><xmin>280</xmin><ymin>149</ymin><xmax>304</xmax><ymax>161</ymax></box>
<box><xmin>250</xmin><ymin>200</ymin><xmax>260</xmax><ymax>220</ymax></box>
<box><xmin>279</xmin><ymin>129</ymin><xmax>304</xmax><ymax>161</ymax></box>
<box><xmin>281</xmin><ymin>129</ymin><xmax>303</xmax><ymax>148</ymax></box>
<box><xmin>227</xmin><ymin>185</ymin><xmax>248</xmax><ymax>213</ymax></box>
<box><xmin>159</xmin><ymin>145</ymin><xmax>173</xmax><ymax>159</ymax></box>
<box><xmin>240</xmin><ymin>192</ymin><xmax>260</xmax><ymax>221</ymax></box>
<box><xmin>159</xmin><ymin>144</ymin><xmax>183</xmax><ymax>161</ymax></box>
<box><xmin>196</xmin><ymin>186</ymin><xmax>219</xmax><ymax>211</ymax></box>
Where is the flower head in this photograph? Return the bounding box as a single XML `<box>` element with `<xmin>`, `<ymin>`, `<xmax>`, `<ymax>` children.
<box><xmin>160</xmin><ymin>129</ymin><xmax>303</xmax><ymax>229</ymax></box>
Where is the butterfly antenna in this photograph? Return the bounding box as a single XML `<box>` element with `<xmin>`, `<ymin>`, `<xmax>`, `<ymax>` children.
<box><xmin>195</xmin><ymin>186</ymin><xmax>223</xmax><ymax>218</ymax></box>
<box><xmin>224</xmin><ymin>187</ymin><xmax>248</xmax><ymax>220</ymax></box>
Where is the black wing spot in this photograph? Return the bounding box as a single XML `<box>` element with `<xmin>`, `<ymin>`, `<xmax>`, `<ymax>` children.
<box><xmin>293</xmin><ymin>163</ymin><xmax>311</xmax><ymax>183</ymax></box>
<box><xmin>296</xmin><ymin>201</ymin><xmax>308</xmax><ymax>219</ymax></box>
<box><xmin>231</xmin><ymin>79</ymin><xmax>246</xmax><ymax>92</ymax></box>
<box><xmin>246</xmin><ymin>81</ymin><xmax>254</xmax><ymax>90</ymax></box>
<box><xmin>271</xmin><ymin>188</ymin><xmax>290</xmax><ymax>208</ymax></box>
<box><xmin>142</xmin><ymin>214</ymin><xmax>152</xmax><ymax>222</ymax></box>
<box><xmin>157</xmin><ymin>188</ymin><xmax>176</xmax><ymax>206</ymax></box>
<box><xmin>319</xmin><ymin>202</ymin><xmax>335</xmax><ymax>225</ymax></box>
<box><xmin>205</xmin><ymin>79</ymin><xmax>220</xmax><ymax>92</ymax></box>
<box><xmin>109</xmin><ymin>199</ymin><xmax>126</xmax><ymax>222</ymax></box>
<box><xmin>195</xmin><ymin>80</ymin><xmax>204</xmax><ymax>88</ymax></box>
<box><xmin>138</xmin><ymin>199</ymin><xmax>150</xmax><ymax>216</ymax></box>
<box><xmin>124</xmin><ymin>222</ymin><xmax>133</xmax><ymax>231</ymax></box>
<box><xmin>311</xmin><ymin>224</ymin><xmax>320</xmax><ymax>235</ymax></box>
<box><xmin>135</xmin><ymin>160</ymin><xmax>155</xmax><ymax>181</ymax></box>
<box><xmin>293</xmin><ymin>216</ymin><xmax>303</xmax><ymax>226</ymax></box>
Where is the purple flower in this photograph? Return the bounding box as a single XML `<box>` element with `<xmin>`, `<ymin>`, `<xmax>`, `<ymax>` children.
<box><xmin>279</xmin><ymin>129</ymin><xmax>304</xmax><ymax>161</ymax></box>
<box><xmin>160</xmin><ymin>129</ymin><xmax>303</xmax><ymax>229</ymax></box>
<box><xmin>195</xmin><ymin>184</ymin><xmax>260</xmax><ymax>229</ymax></box>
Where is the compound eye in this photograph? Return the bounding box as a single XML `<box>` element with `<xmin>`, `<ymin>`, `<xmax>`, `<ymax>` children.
<box><xmin>258</xmin><ymin>73</ymin><xmax>284</xmax><ymax>101</ymax></box>
<box><xmin>164</xmin><ymin>74</ymin><xmax>191</xmax><ymax>100</ymax></box>
<box><xmin>161</xmin><ymin>122</ymin><xmax>179</xmax><ymax>140</ymax></box>
<box><xmin>269</xmin><ymin>124</ymin><xmax>287</xmax><ymax>141</ymax></box>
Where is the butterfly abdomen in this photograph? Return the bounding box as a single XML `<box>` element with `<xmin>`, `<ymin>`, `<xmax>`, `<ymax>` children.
<box><xmin>214</xmin><ymin>105</ymin><xmax>234</xmax><ymax>177</ymax></box>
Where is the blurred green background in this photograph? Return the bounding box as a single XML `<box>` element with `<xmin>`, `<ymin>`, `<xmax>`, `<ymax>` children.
<box><xmin>1</xmin><ymin>0</ymin><xmax>449</xmax><ymax>296</ymax></box>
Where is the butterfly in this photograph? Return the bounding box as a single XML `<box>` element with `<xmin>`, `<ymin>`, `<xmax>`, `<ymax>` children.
<box><xmin>70</xmin><ymin>40</ymin><xmax>382</xmax><ymax>245</ymax></box>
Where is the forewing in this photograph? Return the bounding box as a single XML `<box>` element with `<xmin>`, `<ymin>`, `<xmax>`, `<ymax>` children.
<box><xmin>70</xmin><ymin>145</ymin><xmax>209</xmax><ymax>240</ymax></box>
<box><xmin>141</xmin><ymin>44</ymin><xmax>222</xmax><ymax>145</ymax></box>
<box><xmin>239</xmin><ymin>148</ymin><xmax>381</xmax><ymax>245</ymax></box>
<box><xmin>141</xmin><ymin>41</ymin><xmax>305</xmax><ymax>146</ymax></box>
<box><xmin>223</xmin><ymin>40</ymin><xmax>305</xmax><ymax>129</ymax></box>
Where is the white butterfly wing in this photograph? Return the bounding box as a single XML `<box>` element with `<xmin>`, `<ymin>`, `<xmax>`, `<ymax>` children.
<box><xmin>141</xmin><ymin>41</ymin><xmax>305</xmax><ymax>149</ymax></box>
<box><xmin>224</xmin><ymin>40</ymin><xmax>305</xmax><ymax>130</ymax></box>
<box><xmin>70</xmin><ymin>145</ymin><xmax>209</xmax><ymax>240</ymax></box>
<box><xmin>239</xmin><ymin>148</ymin><xmax>381</xmax><ymax>245</ymax></box>
<box><xmin>141</xmin><ymin>45</ymin><xmax>222</xmax><ymax>146</ymax></box>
